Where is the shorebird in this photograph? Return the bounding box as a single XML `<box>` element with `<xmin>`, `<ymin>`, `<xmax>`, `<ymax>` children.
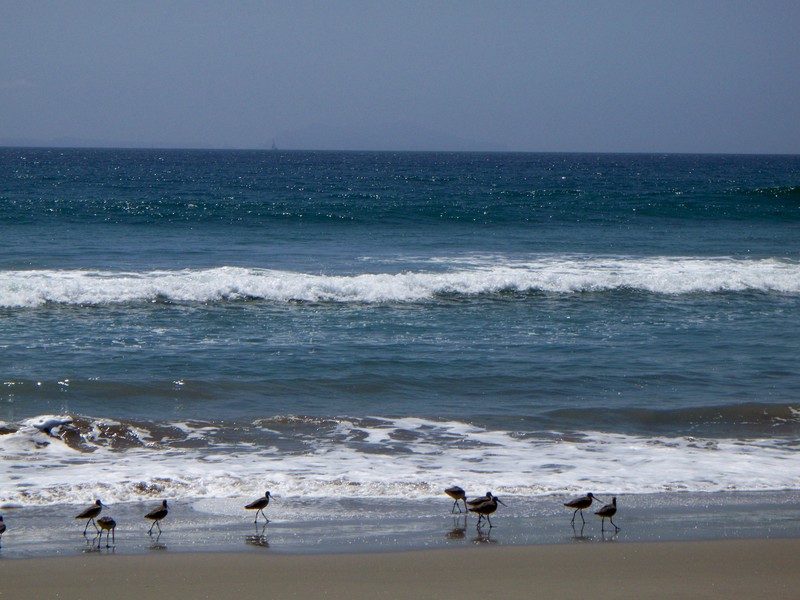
<box><xmin>97</xmin><ymin>516</ymin><xmax>116</xmax><ymax>547</ymax></box>
<box><xmin>467</xmin><ymin>492</ymin><xmax>492</xmax><ymax>507</ymax></box>
<box><xmin>563</xmin><ymin>492</ymin><xmax>602</xmax><ymax>525</ymax></box>
<box><xmin>0</xmin><ymin>515</ymin><xmax>5</xmax><ymax>548</ymax></box>
<box><xmin>145</xmin><ymin>500</ymin><xmax>169</xmax><ymax>535</ymax></box>
<box><xmin>595</xmin><ymin>496</ymin><xmax>620</xmax><ymax>532</ymax></box>
<box><xmin>445</xmin><ymin>486</ymin><xmax>468</xmax><ymax>513</ymax></box>
<box><xmin>75</xmin><ymin>500</ymin><xmax>105</xmax><ymax>535</ymax></box>
<box><xmin>468</xmin><ymin>493</ymin><xmax>506</xmax><ymax>528</ymax></box>
<box><xmin>245</xmin><ymin>491</ymin><xmax>272</xmax><ymax>524</ymax></box>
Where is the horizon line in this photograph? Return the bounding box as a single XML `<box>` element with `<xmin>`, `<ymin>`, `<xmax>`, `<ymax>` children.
<box><xmin>2</xmin><ymin>143</ymin><xmax>798</xmax><ymax>158</ymax></box>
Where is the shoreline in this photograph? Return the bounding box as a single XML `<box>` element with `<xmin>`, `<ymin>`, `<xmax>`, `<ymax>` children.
<box><xmin>1</xmin><ymin>490</ymin><xmax>798</xmax><ymax>560</ymax></box>
<box><xmin>2</xmin><ymin>539</ymin><xmax>799</xmax><ymax>600</ymax></box>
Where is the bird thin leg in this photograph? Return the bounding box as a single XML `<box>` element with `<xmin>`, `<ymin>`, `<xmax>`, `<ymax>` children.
<box><xmin>83</xmin><ymin>518</ymin><xmax>99</xmax><ymax>535</ymax></box>
<box><xmin>451</xmin><ymin>500</ymin><xmax>461</xmax><ymax>513</ymax></box>
<box><xmin>486</xmin><ymin>515</ymin><xmax>493</xmax><ymax>528</ymax></box>
<box><xmin>610</xmin><ymin>517</ymin><xmax>620</xmax><ymax>531</ymax></box>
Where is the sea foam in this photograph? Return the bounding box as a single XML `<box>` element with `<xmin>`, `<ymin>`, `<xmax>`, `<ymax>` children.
<box><xmin>1</xmin><ymin>414</ymin><xmax>797</xmax><ymax>507</ymax></box>
<box><xmin>1</xmin><ymin>256</ymin><xmax>799</xmax><ymax>307</ymax></box>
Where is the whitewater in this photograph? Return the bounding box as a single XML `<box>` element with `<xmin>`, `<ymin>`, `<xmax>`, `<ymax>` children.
<box><xmin>1</xmin><ymin>412</ymin><xmax>798</xmax><ymax>509</ymax></box>
<box><xmin>2</xmin><ymin>256</ymin><xmax>799</xmax><ymax>307</ymax></box>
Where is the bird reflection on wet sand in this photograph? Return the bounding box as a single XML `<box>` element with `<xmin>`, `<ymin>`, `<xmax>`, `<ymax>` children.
<box><xmin>600</xmin><ymin>528</ymin><xmax>620</xmax><ymax>542</ymax></box>
<box><xmin>245</xmin><ymin>522</ymin><xmax>269</xmax><ymax>548</ymax></box>
<box><xmin>445</xmin><ymin>516</ymin><xmax>467</xmax><ymax>540</ymax></box>
<box><xmin>570</xmin><ymin>522</ymin><xmax>592</xmax><ymax>543</ymax></box>
<box><xmin>472</xmin><ymin>529</ymin><xmax>497</xmax><ymax>545</ymax></box>
<box><xmin>148</xmin><ymin>531</ymin><xmax>167</xmax><ymax>551</ymax></box>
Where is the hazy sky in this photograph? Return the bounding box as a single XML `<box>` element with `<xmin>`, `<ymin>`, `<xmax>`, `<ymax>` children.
<box><xmin>2</xmin><ymin>1</ymin><xmax>799</xmax><ymax>153</ymax></box>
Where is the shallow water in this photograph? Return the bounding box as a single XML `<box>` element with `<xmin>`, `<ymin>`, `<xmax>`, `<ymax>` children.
<box><xmin>1</xmin><ymin>491</ymin><xmax>799</xmax><ymax>559</ymax></box>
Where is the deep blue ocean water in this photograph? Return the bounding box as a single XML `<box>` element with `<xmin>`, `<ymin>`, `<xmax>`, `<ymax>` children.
<box><xmin>1</xmin><ymin>148</ymin><xmax>799</xmax><ymax>506</ymax></box>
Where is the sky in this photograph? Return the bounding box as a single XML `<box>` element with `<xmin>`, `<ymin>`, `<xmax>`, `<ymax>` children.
<box><xmin>2</xmin><ymin>1</ymin><xmax>799</xmax><ymax>153</ymax></box>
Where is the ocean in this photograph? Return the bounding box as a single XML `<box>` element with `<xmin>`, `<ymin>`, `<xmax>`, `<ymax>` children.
<box><xmin>1</xmin><ymin>148</ymin><xmax>799</xmax><ymax>514</ymax></box>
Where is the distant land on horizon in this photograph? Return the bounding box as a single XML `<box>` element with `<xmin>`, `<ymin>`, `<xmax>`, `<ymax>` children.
<box><xmin>2</xmin><ymin>139</ymin><xmax>798</xmax><ymax>157</ymax></box>
<box><xmin>0</xmin><ymin>120</ymin><xmax>510</xmax><ymax>153</ymax></box>
<box><xmin>1</xmin><ymin>117</ymin><xmax>798</xmax><ymax>157</ymax></box>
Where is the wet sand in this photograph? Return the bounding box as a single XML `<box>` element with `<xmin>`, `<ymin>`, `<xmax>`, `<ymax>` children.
<box><xmin>2</xmin><ymin>539</ymin><xmax>799</xmax><ymax>600</ymax></box>
<box><xmin>1</xmin><ymin>491</ymin><xmax>800</xmax><ymax>558</ymax></box>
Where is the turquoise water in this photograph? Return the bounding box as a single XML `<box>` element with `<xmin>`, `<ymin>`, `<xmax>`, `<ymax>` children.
<box><xmin>1</xmin><ymin>149</ymin><xmax>799</xmax><ymax>506</ymax></box>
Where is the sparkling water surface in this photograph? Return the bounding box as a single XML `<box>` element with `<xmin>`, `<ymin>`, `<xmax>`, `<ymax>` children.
<box><xmin>1</xmin><ymin>149</ymin><xmax>799</xmax><ymax>506</ymax></box>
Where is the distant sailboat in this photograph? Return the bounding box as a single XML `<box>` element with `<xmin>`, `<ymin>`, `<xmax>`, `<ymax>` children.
<box><xmin>271</xmin><ymin>139</ymin><xmax>277</xmax><ymax>150</ymax></box>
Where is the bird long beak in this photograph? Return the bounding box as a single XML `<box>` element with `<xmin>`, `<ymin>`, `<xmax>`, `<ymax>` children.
<box><xmin>497</xmin><ymin>498</ymin><xmax>507</xmax><ymax>506</ymax></box>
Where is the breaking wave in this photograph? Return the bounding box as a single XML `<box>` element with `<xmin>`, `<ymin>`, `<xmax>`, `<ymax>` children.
<box><xmin>2</xmin><ymin>256</ymin><xmax>799</xmax><ymax>307</ymax></box>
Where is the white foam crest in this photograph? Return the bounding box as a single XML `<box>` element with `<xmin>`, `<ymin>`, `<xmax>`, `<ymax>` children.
<box><xmin>22</xmin><ymin>414</ymin><xmax>75</xmax><ymax>432</ymax></box>
<box><xmin>171</xmin><ymin>422</ymin><xmax>221</xmax><ymax>441</ymax></box>
<box><xmin>1</xmin><ymin>416</ymin><xmax>797</xmax><ymax>506</ymax></box>
<box><xmin>1</xmin><ymin>257</ymin><xmax>798</xmax><ymax>307</ymax></box>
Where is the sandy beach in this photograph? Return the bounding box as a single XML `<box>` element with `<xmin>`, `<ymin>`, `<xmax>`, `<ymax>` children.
<box><xmin>1</xmin><ymin>539</ymin><xmax>798</xmax><ymax>600</ymax></box>
<box><xmin>2</xmin><ymin>493</ymin><xmax>799</xmax><ymax>599</ymax></box>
